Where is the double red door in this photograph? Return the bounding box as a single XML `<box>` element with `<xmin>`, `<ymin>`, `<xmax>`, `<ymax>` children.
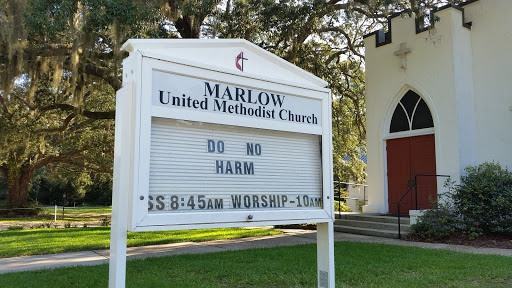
<box><xmin>386</xmin><ymin>134</ymin><xmax>437</xmax><ymax>214</ymax></box>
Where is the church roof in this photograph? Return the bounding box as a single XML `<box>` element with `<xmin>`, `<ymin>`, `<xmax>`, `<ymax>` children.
<box><xmin>363</xmin><ymin>1</ymin><xmax>477</xmax><ymax>48</ymax></box>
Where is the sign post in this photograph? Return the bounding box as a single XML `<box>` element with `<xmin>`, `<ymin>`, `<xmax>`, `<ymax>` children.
<box><xmin>109</xmin><ymin>39</ymin><xmax>334</xmax><ymax>288</ymax></box>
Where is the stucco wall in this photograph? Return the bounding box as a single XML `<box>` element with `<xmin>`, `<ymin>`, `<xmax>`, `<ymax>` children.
<box><xmin>465</xmin><ymin>1</ymin><xmax>512</xmax><ymax>170</ymax></box>
<box><xmin>363</xmin><ymin>8</ymin><xmax>477</xmax><ymax>213</ymax></box>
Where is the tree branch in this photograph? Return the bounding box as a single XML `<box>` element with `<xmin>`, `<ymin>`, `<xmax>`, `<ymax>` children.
<box><xmin>34</xmin><ymin>113</ymin><xmax>76</xmax><ymax>134</ymax></box>
<box><xmin>33</xmin><ymin>146</ymin><xmax>89</xmax><ymax>171</ymax></box>
<box><xmin>317</xmin><ymin>27</ymin><xmax>365</xmax><ymax>59</ymax></box>
<box><xmin>342</xmin><ymin>74</ymin><xmax>366</xmax><ymax>137</ymax></box>
<box><xmin>39</xmin><ymin>104</ymin><xmax>115</xmax><ymax>120</ymax></box>
<box><xmin>325</xmin><ymin>50</ymin><xmax>346</xmax><ymax>66</ymax></box>
<box><xmin>332</xmin><ymin>2</ymin><xmax>389</xmax><ymax>19</ymax></box>
<box><xmin>0</xmin><ymin>91</ymin><xmax>12</xmax><ymax>119</ymax></box>
<box><xmin>0</xmin><ymin>44</ymin><xmax>114</xmax><ymax>63</ymax></box>
<box><xmin>57</xmin><ymin>162</ymin><xmax>111</xmax><ymax>174</ymax></box>
<box><xmin>14</xmin><ymin>94</ymin><xmax>37</xmax><ymax>110</ymax></box>
<box><xmin>84</xmin><ymin>62</ymin><xmax>122</xmax><ymax>91</ymax></box>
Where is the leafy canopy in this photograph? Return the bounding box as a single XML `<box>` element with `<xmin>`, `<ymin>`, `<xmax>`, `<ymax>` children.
<box><xmin>0</xmin><ymin>0</ymin><xmax>467</xmax><ymax>206</ymax></box>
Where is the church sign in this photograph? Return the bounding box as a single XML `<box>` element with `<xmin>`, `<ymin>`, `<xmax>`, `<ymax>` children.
<box><xmin>146</xmin><ymin>73</ymin><xmax>324</xmax><ymax>218</ymax></box>
<box><xmin>114</xmin><ymin>41</ymin><xmax>333</xmax><ymax>232</ymax></box>
<box><xmin>109</xmin><ymin>39</ymin><xmax>334</xmax><ymax>288</ymax></box>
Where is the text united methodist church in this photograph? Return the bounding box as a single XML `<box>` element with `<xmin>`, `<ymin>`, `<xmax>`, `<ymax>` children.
<box><xmin>362</xmin><ymin>0</ymin><xmax>512</xmax><ymax>214</ymax></box>
<box><xmin>157</xmin><ymin>80</ymin><xmax>319</xmax><ymax>125</ymax></box>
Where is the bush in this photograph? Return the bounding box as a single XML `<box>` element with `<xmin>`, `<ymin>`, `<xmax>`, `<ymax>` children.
<box><xmin>335</xmin><ymin>201</ymin><xmax>352</xmax><ymax>212</ymax></box>
<box><xmin>411</xmin><ymin>196</ymin><xmax>460</xmax><ymax>241</ymax></box>
<box><xmin>101</xmin><ymin>216</ymin><xmax>111</xmax><ymax>226</ymax></box>
<box><xmin>7</xmin><ymin>225</ymin><xmax>23</xmax><ymax>231</ymax></box>
<box><xmin>411</xmin><ymin>208</ymin><xmax>458</xmax><ymax>241</ymax></box>
<box><xmin>274</xmin><ymin>223</ymin><xmax>317</xmax><ymax>230</ymax></box>
<box><xmin>452</xmin><ymin>162</ymin><xmax>512</xmax><ymax>235</ymax></box>
<box><xmin>0</xmin><ymin>203</ymin><xmax>42</xmax><ymax>217</ymax></box>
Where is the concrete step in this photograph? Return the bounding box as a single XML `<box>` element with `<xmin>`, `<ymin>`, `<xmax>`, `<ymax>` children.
<box><xmin>338</xmin><ymin>213</ymin><xmax>410</xmax><ymax>225</ymax></box>
<box><xmin>334</xmin><ymin>225</ymin><xmax>408</xmax><ymax>239</ymax></box>
<box><xmin>335</xmin><ymin>219</ymin><xmax>411</xmax><ymax>233</ymax></box>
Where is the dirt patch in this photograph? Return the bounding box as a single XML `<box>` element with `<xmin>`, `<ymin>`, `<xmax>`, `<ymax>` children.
<box><xmin>407</xmin><ymin>232</ymin><xmax>512</xmax><ymax>249</ymax></box>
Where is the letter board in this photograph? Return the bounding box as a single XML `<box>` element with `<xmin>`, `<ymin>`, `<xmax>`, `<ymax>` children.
<box><xmin>116</xmin><ymin>41</ymin><xmax>333</xmax><ymax>231</ymax></box>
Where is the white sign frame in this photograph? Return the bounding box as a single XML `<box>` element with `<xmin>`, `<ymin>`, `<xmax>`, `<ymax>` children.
<box><xmin>110</xmin><ymin>40</ymin><xmax>335</xmax><ymax>288</ymax></box>
<box><xmin>119</xmin><ymin>52</ymin><xmax>333</xmax><ymax>232</ymax></box>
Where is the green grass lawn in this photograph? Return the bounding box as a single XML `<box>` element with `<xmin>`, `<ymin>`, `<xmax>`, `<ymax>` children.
<box><xmin>0</xmin><ymin>227</ymin><xmax>281</xmax><ymax>258</ymax></box>
<box><xmin>40</xmin><ymin>206</ymin><xmax>112</xmax><ymax>215</ymax></box>
<box><xmin>0</xmin><ymin>217</ymin><xmax>98</xmax><ymax>223</ymax></box>
<box><xmin>0</xmin><ymin>206</ymin><xmax>112</xmax><ymax>223</ymax></box>
<box><xmin>1</xmin><ymin>242</ymin><xmax>511</xmax><ymax>287</ymax></box>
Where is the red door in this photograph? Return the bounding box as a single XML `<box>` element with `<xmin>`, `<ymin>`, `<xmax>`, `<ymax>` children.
<box><xmin>387</xmin><ymin>134</ymin><xmax>437</xmax><ymax>214</ymax></box>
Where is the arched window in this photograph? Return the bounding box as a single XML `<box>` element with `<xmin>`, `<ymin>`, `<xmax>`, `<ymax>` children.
<box><xmin>390</xmin><ymin>90</ymin><xmax>434</xmax><ymax>133</ymax></box>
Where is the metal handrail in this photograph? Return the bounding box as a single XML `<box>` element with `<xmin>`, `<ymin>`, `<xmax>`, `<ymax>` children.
<box><xmin>333</xmin><ymin>181</ymin><xmax>368</xmax><ymax>217</ymax></box>
<box><xmin>397</xmin><ymin>174</ymin><xmax>450</xmax><ymax>239</ymax></box>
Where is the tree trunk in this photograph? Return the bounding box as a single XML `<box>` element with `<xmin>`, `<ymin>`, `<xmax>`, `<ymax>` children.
<box><xmin>6</xmin><ymin>168</ymin><xmax>33</xmax><ymax>207</ymax></box>
<box><xmin>176</xmin><ymin>16</ymin><xmax>200</xmax><ymax>38</ymax></box>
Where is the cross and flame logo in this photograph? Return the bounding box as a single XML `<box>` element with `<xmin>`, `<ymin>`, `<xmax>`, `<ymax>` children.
<box><xmin>235</xmin><ymin>51</ymin><xmax>248</xmax><ymax>71</ymax></box>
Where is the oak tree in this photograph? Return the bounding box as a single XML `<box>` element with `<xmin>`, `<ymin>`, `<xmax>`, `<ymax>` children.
<box><xmin>0</xmin><ymin>0</ymin><xmax>464</xmax><ymax>206</ymax></box>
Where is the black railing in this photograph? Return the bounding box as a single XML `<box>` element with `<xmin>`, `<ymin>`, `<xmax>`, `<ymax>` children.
<box><xmin>334</xmin><ymin>181</ymin><xmax>368</xmax><ymax>217</ymax></box>
<box><xmin>397</xmin><ymin>173</ymin><xmax>450</xmax><ymax>239</ymax></box>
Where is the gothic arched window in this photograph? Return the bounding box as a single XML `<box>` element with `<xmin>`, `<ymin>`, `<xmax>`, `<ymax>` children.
<box><xmin>390</xmin><ymin>90</ymin><xmax>434</xmax><ymax>133</ymax></box>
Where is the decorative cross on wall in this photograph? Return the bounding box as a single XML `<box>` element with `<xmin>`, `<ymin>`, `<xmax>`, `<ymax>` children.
<box><xmin>394</xmin><ymin>43</ymin><xmax>412</xmax><ymax>69</ymax></box>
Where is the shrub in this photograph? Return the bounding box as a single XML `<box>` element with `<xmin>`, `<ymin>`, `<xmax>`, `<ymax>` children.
<box><xmin>19</xmin><ymin>203</ymin><xmax>43</xmax><ymax>216</ymax></box>
<box><xmin>411</xmin><ymin>196</ymin><xmax>460</xmax><ymax>241</ymax></box>
<box><xmin>274</xmin><ymin>223</ymin><xmax>316</xmax><ymax>230</ymax></box>
<box><xmin>452</xmin><ymin>162</ymin><xmax>512</xmax><ymax>235</ymax></box>
<box><xmin>101</xmin><ymin>217</ymin><xmax>111</xmax><ymax>226</ymax></box>
<box><xmin>335</xmin><ymin>201</ymin><xmax>352</xmax><ymax>212</ymax></box>
<box><xmin>1</xmin><ymin>203</ymin><xmax>42</xmax><ymax>218</ymax></box>
<box><xmin>7</xmin><ymin>225</ymin><xmax>23</xmax><ymax>231</ymax></box>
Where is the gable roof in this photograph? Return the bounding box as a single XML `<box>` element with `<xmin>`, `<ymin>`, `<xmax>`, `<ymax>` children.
<box><xmin>121</xmin><ymin>39</ymin><xmax>328</xmax><ymax>88</ymax></box>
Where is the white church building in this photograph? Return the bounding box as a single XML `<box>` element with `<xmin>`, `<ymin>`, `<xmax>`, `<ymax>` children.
<box><xmin>362</xmin><ymin>0</ymin><xmax>512</xmax><ymax>214</ymax></box>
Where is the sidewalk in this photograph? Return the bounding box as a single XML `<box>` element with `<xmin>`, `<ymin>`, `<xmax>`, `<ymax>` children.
<box><xmin>1</xmin><ymin>229</ymin><xmax>511</xmax><ymax>274</ymax></box>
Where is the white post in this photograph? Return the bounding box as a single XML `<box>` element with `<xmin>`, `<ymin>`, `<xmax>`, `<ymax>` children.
<box><xmin>109</xmin><ymin>84</ymin><xmax>133</xmax><ymax>288</ymax></box>
<box><xmin>317</xmin><ymin>221</ymin><xmax>335</xmax><ymax>288</ymax></box>
<box><xmin>54</xmin><ymin>205</ymin><xmax>57</xmax><ymax>222</ymax></box>
<box><xmin>108</xmin><ymin>170</ymin><xmax>128</xmax><ymax>288</ymax></box>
